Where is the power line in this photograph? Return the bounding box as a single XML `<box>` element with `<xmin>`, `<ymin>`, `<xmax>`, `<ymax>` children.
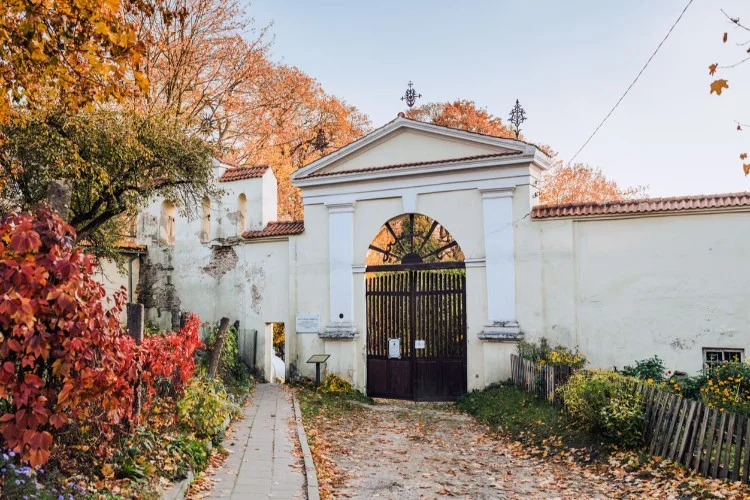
<box><xmin>568</xmin><ymin>0</ymin><xmax>694</xmax><ymax>165</ymax></box>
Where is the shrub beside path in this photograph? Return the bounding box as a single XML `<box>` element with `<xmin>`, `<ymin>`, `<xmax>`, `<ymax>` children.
<box><xmin>205</xmin><ymin>384</ymin><xmax>308</xmax><ymax>499</ymax></box>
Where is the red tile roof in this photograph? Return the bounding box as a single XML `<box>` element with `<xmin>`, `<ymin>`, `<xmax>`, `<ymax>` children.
<box><xmin>531</xmin><ymin>192</ymin><xmax>750</xmax><ymax>219</ymax></box>
<box><xmin>219</xmin><ymin>165</ymin><xmax>270</xmax><ymax>182</ymax></box>
<box><xmin>301</xmin><ymin>151</ymin><xmax>523</xmax><ymax>179</ymax></box>
<box><xmin>242</xmin><ymin>221</ymin><xmax>305</xmax><ymax>239</ymax></box>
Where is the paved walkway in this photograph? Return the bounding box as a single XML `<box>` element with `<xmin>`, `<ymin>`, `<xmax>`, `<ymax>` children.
<box><xmin>207</xmin><ymin>384</ymin><xmax>306</xmax><ymax>499</ymax></box>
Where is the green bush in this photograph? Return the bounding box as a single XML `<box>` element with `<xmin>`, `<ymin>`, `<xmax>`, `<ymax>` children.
<box><xmin>177</xmin><ymin>378</ymin><xmax>240</xmax><ymax>441</ymax></box>
<box><xmin>320</xmin><ymin>374</ymin><xmax>355</xmax><ymax>394</ymax></box>
<box><xmin>700</xmin><ymin>361</ymin><xmax>750</xmax><ymax>415</ymax></box>
<box><xmin>518</xmin><ymin>337</ymin><xmax>587</xmax><ymax>369</ymax></box>
<box><xmin>621</xmin><ymin>356</ymin><xmax>665</xmax><ymax>382</ymax></box>
<box><xmin>671</xmin><ymin>373</ymin><xmax>707</xmax><ymax>400</ymax></box>
<box><xmin>517</xmin><ymin>337</ymin><xmax>551</xmax><ymax>363</ymax></box>
<box><xmin>599</xmin><ymin>391</ymin><xmax>645</xmax><ymax>448</ymax></box>
<box><xmin>200</xmin><ymin>322</ymin><xmax>252</xmax><ymax>396</ymax></box>
<box><xmin>559</xmin><ymin>371</ymin><xmax>645</xmax><ymax>448</ymax></box>
<box><xmin>168</xmin><ymin>435</ymin><xmax>209</xmax><ymax>473</ymax></box>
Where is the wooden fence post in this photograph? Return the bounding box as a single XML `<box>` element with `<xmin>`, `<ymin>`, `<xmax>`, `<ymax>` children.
<box><xmin>208</xmin><ymin>317</ymin><xmax>231</xmax><ymax>379</ymax></box>
<box><xmin>127</xmin><ymin>303</ymin><xmax>144</xmax><ymax>417</ymax></box>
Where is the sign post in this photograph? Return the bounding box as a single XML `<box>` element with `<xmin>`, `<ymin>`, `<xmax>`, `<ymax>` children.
<box><xmin>306</xmin><ymin>354</ymin><xmax>330</xmax><ymax>386</ymax></box>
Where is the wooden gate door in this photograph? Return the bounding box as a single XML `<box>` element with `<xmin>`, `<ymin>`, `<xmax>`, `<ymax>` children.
<box><xmin>366</xmin><ymin>267</ymin><xmax>467</xmax><ymax>401</ymax></box>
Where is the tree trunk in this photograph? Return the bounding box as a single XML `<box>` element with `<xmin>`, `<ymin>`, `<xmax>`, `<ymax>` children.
<box><xmin>47</xmin><ymin>180</ymin><xmax>71</xmax><ymax>222</ymax></box>
<box><xmin>208</xmin><ymin>317</ymin><xmax>231</xmax><ymax>379</ymax></box>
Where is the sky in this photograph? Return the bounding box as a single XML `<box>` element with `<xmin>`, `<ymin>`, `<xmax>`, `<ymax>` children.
<box><xmin>247</xmin><ymin>0</ymin><xmax>750</xmax><ymax>197</ymax></box>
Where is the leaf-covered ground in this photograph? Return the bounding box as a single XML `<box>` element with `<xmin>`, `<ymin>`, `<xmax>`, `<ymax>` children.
<box><xmin>298</xmin><ymin>384</ymin><xmax>750</xmax><ymax>499</ymax></box>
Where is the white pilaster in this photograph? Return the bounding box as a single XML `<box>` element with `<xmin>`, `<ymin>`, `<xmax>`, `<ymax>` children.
<box><xmin>480</xmin><ymin>188</ymin><xmax>520</xmax><ymax>338</ymax></box>
<box><xmin>324</xmin><ymin>202</ymin><xmax>357</xmax><ymax>338</ymax></box>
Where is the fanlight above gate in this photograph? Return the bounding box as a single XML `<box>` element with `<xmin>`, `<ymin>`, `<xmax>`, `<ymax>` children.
<box><xmin>367</xmin><ymin>213</ymin><xmax>464</xmax><ymax>266</ymax></box>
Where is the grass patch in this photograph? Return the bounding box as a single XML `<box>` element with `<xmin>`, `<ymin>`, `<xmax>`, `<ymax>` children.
<box><xmin>292</xmin><ymin>378</ymin><xmax>373</xmax><ymax>420</ymax></box>
<box><xmin>458</xmin><ymin>382</ymin><xmax>611</xmax><ymax>455</ymax></box>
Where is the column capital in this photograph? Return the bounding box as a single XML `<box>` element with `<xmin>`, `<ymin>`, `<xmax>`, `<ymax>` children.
<box><xmin>326</xmin><ymin>202</ymin><xmax>356</xmax><ymax>214</ymax></box>
<box><xmin>352</xmin><ymin>264</ymin><xmax>367</xmax><ymax>274</ymax></box>
<box><xmin>480</xmin><ymin>187</ymin><xmax>515</xmax><ymax>200</ymax></box>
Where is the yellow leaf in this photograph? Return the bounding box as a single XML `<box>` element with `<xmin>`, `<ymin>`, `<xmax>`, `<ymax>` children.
<box><xmin>709</xmin><ymin>63</ymin><xmax>718</xmax><ymax>76</ymax></box>
<box><xmin>740</xmin><ymin>153</ymin><xmax>747</xmax><ymax>160</ymax></box>
<box><xmin>723</xmin><ymin>32</ymin><xmax>728</xmax><ymax>43</ymax></box>
<box><xmin>744</xmin><ymin>164</ymin><xmax>750</xmax><ymax>176</ymax></box>
<box><xmin>101</xmin><ymin>463</ymin><xmax>115</xmax><ymax>478</ymax></box>
<box><xmin>710</xmin><ymin>79</ymin><xmax>729</xmax><ymax>95</ymax></box>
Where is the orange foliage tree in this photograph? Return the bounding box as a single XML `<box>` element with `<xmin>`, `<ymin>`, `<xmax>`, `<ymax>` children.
<box><xmin>135</xmin><ymin>0</ymin><xmax>370</xmax><ymax>220</ymax></box>
<box><xmin>707</xmin><ymin>8</ymin><xmax>750</xmax><ymax>174</ymax></box>
<box><xmin>540</xmin><ymin>164</ymin><xmax>647</xmax><ymax>205</ymax></box>
<box><xmin>404</xmin><ymin>100</ymin><xmax>646</xmax><ymax>205</ymax></box>
<box><xmin>405</xmin><ymin>99</ymin><xmax>515</xmax><ymax>138</ymax></box>
<box><xmin>0</xmin><ymin>0</ymin><xmax>154</xmax><ymax>123</ymax></box>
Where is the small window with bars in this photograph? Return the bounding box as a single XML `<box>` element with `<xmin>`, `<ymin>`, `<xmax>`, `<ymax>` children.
<box><xmin>703</xmin><ymin>348</ymin><xmax>744</xmax><ymax>371</ymax></box>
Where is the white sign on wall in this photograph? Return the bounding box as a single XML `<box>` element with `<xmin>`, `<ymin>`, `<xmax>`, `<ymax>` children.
<box><xmin>415</xmin><ymin>340</ymin><xmax>425</xmax><ymax>349</ymax></box>
<box><xmin>295</xmin><ymin>313</ymin><xmax>320</xmax><ymax>333</ymax></box>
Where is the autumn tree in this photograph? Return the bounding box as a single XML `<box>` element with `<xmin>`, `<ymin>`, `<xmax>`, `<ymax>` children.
<box><xmin>540</xmin><ymin>164</ymin><xmax>647</xmax><ymax>205</ymax></box>
<box><xmin>0</xmin><ymin>108</ymin><xmax>215</xmax><ymax>259</ymax></box>
<box><xmin>405</xmin><ymin>100</ymin><xmax>516</xmax><ymax>138</ymax></box>
<box><xmin>248</xmin><ymin>69</ymin><xmax>370</xmax><ymax>220</ymax></box>
<box><xmin>133</xmin><ymin>0</ymin><xmax>370</xmax><ymax>220</ymax></box>
<box><xmin>405</xmin><ymin>99</ymin><xmax>557</xmax><ymax>159</ymax></box>
<box><xmin>0</xmin><ymin>0</ymin><xmax>155</xmax><ymax>123</ymax></box>
<box><xmin>707</xmin><ymin>7</ymin><xmax>750</xmax><ymax>173</ymax></box>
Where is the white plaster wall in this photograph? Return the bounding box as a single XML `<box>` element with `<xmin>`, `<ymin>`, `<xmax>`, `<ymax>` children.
<box><xmin>95</xmin><ymin>257</ymin><xmax>140</xmax><ymax>320</ymax></box>
<box><xmin>261</xmin><ymin>169</ymin><xmax>278</xmax><ymax>226</ymax></box>
<box><xmin>417</xmin><ymin>190</ymin><xmax>485</xmax><ymax>260</ymax></box>
<box><xmin>517</xmin><ymin>210</ymin><xmax>750</xmax><ymax>375</ymax></box>
<box><xmin>286</xmin><ymin>203</ymin><xmax>328</xmax><ymax>379</ymax></box>
<box><xmin>136</xmin><ymin>167</ymin><xmax>288</xmax><ymax>380</ymax></box>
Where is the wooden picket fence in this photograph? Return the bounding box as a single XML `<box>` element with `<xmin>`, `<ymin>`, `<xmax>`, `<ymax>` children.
<box><xmin>510</xmin><ymin>354</ymin><xmax>574</xmax><ymax>402</ymax></box>
<box><xmin>638</xmin><ymin>382</ymin><xmax>750</xmax><ymax>482</ymax></box>
<box><xmin>510</xmin><ymin>352</ymin><xmax>750</xmax><ymax>483</ymax></box>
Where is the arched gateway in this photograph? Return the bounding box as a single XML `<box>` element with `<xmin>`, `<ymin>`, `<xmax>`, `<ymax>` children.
<box><xmin>365</xmin><ymin>213</ymin><xmax>467</xmax><ymax>401</ymax></box>
<box><xmin>290</xmin><ymin>116</ymin><xmax>550</xmax><ymax>396</ymax></box>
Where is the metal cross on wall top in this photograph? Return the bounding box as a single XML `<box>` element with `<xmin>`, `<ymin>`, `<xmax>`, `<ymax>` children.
<box><xmin>313</xmin><ymin>128</ymin><xmax>329</xmax><ymax>153</ymax></box>
<box><xmin>509</xmin><ymin>99</ymin><xmax>527</xmax><ymax>139</ymax></box>
<box><xmin>401</xmin><ymin>81</ymin><xmax>422</xmax><ymax>108</ymax></box>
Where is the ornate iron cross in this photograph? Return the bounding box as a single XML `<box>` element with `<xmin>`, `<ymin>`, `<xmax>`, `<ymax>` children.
<box><xmin>400</xmin><ymin>81</ymin><xmax>422</xmax><ymax>108</ymax></box>
<box><xmin>313</xmin><ymin>128</ymin><xmax>329</xmax><ymax>153</ymax></box>
<box><xmin>509</xmin><ymin>99</ymin><xmax>527</xmax><ymax>139</ymax></box>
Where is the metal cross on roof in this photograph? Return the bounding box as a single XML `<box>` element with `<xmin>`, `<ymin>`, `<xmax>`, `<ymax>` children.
<box><xmin>313</xmin><ymin>128</ymin><xmax>329</xmax><ymax>153</ymax></box>
<box><xmin>509</xmin><ymin>99</ymin><xmax>527</xmax><ymax>139</ymax></box>
<box><xmin>400</xmin><ymin>81</ymin><xmax>422</xmax><ymax>108</ymax></box>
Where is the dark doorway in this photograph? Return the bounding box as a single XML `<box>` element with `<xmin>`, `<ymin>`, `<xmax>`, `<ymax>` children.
<box><xmin>365</xmin><ymin>214</ymin><xmax>467</xmax><ymax>401</ymax></box>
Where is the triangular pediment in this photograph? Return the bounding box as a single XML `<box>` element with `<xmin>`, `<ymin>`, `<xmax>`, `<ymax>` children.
<box><xmin>293</xmin><ymin>117</ymin><xmax>545</xmax><ymax>183</ymax></box>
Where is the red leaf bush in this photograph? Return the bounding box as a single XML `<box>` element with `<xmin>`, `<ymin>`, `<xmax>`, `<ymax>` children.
<box><xmin>0</xmin><ymin>209</ymin><xmax>137</xmax><ymax>467</ymax></box>
<box><xmin>140</xmin><ymin>313</ymin><xmax>202</xmax><ymax>405</ymax></box>
<box><xmin>0</xmin><ymin>209</ymin><xmax>205</xmax><ymax>467</ymax></box>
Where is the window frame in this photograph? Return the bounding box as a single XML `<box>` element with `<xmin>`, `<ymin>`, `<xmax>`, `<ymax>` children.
<box><xmin>703</xmin><ymin>347</ymin><xmax>744</xmax><ymax>371</ymax></box>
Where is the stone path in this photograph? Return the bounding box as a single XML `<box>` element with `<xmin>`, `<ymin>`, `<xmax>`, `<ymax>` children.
<box><xmin>312</xmin><ymin>400</ymin><xmax>652</xmax><ymax>499</ymax></box>
<box><xmin>207</xmin><ymin>384</ymin><xmax>307</xmax><ymax>499</ymax></box>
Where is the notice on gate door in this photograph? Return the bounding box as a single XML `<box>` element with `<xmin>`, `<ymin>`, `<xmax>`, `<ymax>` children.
<box><xmin>388</xmin><ymin>338</ymin><xmax>400</xmax><ymax>359</ymax></box>
<box><xmin>415</xmin><ymin>340</ymin><xmax>425</xmax><ymax>349</ymax></box>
